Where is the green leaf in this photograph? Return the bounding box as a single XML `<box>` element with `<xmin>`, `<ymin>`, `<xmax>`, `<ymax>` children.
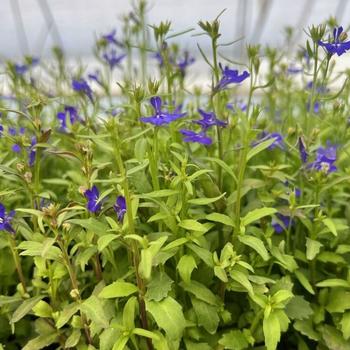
<box><xmin>326</xmin><ymin>289</ymin><xmax>350</xmax><ymax>313</ymax></box>
<box><xmin>132</xmin><ymin>328</ymin><xmax>160</xmax><ymax>340</ymax></box>
<box><xmin>112</xmin><ymin>336</ymin><xmax>129</xmax><ymax>350</ymax></box>
<box><xmin>145</xmin><ymin>296</ymin><xmax>186</xmax><ymax>340</ymax></box>
<box><xmin>285</xmin><ymin>296</ymin><xmax>313</xmax><ymax>320</ymax></box>
<box><xmin>271</xmin><ymin>290</ymin><xmax>293</xmax><ymax>305</ymax></box>
<box><xmin>238</xmin><ymin>235</ymin><xmax>269</xmax><ymax>261</ymax></box>
<box><xmin>247</xmin><ymin>138</ymin><xmax>277</xmax><ymax>162</ymax></box>
<box><xmin>80</xmin><ymin>295</ymin><xmax>110</xmax><ymax>329</ymax></box>
<box><xmin>56</xmin><ymin>303</ymin><xmax>79</xmax><ymax>329</ymax></box>
<box><xmin>139</xmin><ymin>248</ymin><xmax>153</xmax><ymax>280</ymax></box>
<box><xmin>177</xmin><ymin>255</ymin><xmax>197</xmax><ymax>284</ymax></box>
<box><xmin>205</xmin><ymin>212</ymin><xmax>234</xmax><ymax>227</ymax></box>
<box><xmin>179</xmin><ymin>219</ymin><xmax>208</xmax><ymax>232</ymax></box>
<box><xmin>322</xmin><ymin>218</ymin><xmax>338</xmax><ymax>236</ymax></box>
<box><xmin>187</xmin><ymin>243</ymin><xmax>214</xmax><ymax>267</ymax></box>
<box><xmin>294</xmin><ymin>319</ymin><xmax>319</xmax><ymax>341</ymax></box>
<box><xmin>123</xmin><ymin>296</ymin><xmax>137</xmax><ymax>330</ymax></box>
<box><xmin>306</xmin><ymin>238</ymin><xmax>323</xmax><ymax>260</ymax></box>
<box><xmin>191</xmin><ymin>298</ymin><xmax>219</xmax><ymax>334</ymax></box>
<box><xmin>143</xmin><ymin>189</ymin><xmax>179</xmax><ymax>198</ymax></box>
<box><xmin>316</xmin><ymin>279</ymin><xmax>350</xmax><ymax>288</ymax></box>
<box><xmin>320</xmin><ymin>325</ymin><xmax>350</xmax><ymax>350</ymax></box>
<box><xmin>219</xmin><ymin>329</ymin><xmax>250</xmax><ymax>350</ymax></box>
<box><xmin>263</xmin><ymin>311</ymin><xmax>281</xmax><ymax>350</ymax></box>
<box><xmin>22</xmin><ymin>334</ymin><xmax>58</xmax><ymax>350</ymax></box>
<box><xmin>188</xmin><ymin>193</ymin><xmax>226</xmax><ymax>205</ymax></box>
<box><xmin>68</xmin><ymin>218</ymin><xmax>109</xmax><ymax>236</ymax></box>
<box><xmin>230</xmin><ymin>269</ymin><xmax>254</xmax><ymax>295</ymax></box>
<box><xmin>99</xmin><ymin>280</ymin><xmax>138</xmax><ymax>298</ymax></box>
<box><xmin>201</xmin><ymin>156</ymin><xmax>237</xmax><ymax>182</ymax></box>
<box><xmin>341</xmin><ymin>311</ymin><xmax>350</xmax><ymax>340</ymax></box>
<box><xmin>146</xmin><ymin>272</ymin><xmax>174</xmax><ymax>301</ymax></box>
<box><xmin>180</xmin><ymin>281</ymin><xmax>219</xmax><ymax>306</ymax></box>
<box><xmin>241</xmin><ymin>208</ymin><xmax>277</xmax><ymax>227</ymax></box>
<box><xmin>185</xmin><ymin>340</ymin><xmax>212</xmax><ymax>350</ymax></box>
<box><xmin>65</xmin><ymin>329</ymin><xmax>81</xmax><ymax>348</ymax></box>
<box><xmin>97</xmin><ymin>234</ymin><xmax>120</xmax><ymax>252</ymax></box>
<box><xmin>294</xmin><ymin>269</ymin><xmax>315</xmax><ymax>295</ymax></box>
<box><xmin>11</xmin><ymin>295</ymin><xmax>44</xmax><ymax>324</ymax></box>
<box><xmin>32</xmin><ymin>300</ymin><xmax>52</xmax><ymax>318</ymax></box>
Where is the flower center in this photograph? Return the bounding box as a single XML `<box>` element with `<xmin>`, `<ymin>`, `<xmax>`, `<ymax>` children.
<box><xmin>0</xmin><ymin>218</ymin><xmax>3</xmax><ymax>224</ymax></box>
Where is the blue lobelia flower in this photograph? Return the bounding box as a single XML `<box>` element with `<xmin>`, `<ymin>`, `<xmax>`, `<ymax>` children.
<box><xmin>28</xmin><ymin>136</ymin><xmax>37</xmax><ymax>167</ymax></box>
<box><xmin>215</xmin><ymin>63</ymin><xmax>250</xmax><ymax>91</ymax></box>
<box><xmin>180</xmin><ymin>129</ymin><xmax>212</xmax><ymax>145</ymax></box>
<box><xmin>114</xmin><ymin>196</ymin><xmax>126</xmax><ymax>222</ymax></box>
<box><xmin>103</xmin><ymin>49</ymin><xmax>126</xmax><ymax>70</ymax></box>
<box><xmin>298</xmin><ymin>137</ymin><xmax>308</xmax><ymax>163</ymax></box>
<box><xmin>0</xmin><ymin>203</ymin><xmax>15</xmax><ymax>233</ymax></box>
<box><xmin>0</xmin><ymin>125</ymin><xmax>3</xmax><ymax>137</ymax></box>
<box><xmin>256</xmin><ymin>131</ymin><xmax>284</xmax><ymax>150</ymax></box>
<box><xmin>84</xmin><ymin>186</ymin><xmax>102</xmax><ymax>213</ymax></box>
<box><xmin>14</xmin><ymin>64</ymin><xmax>29</xmax><ymax>75</ymax></box>
<box><xmin>72</xmin><ymin>78</ymin><xmax>93</xmax><ymax>102</ymax></box>
<box><xmin>140</xmin><ymin>96</ymin><xmax>186</xmax><ymax>126</ymax></box>
<box><xmin>177</xmin><ymin>51</ymin><xmax>195</xmax><ymax>76</ymax></box>
<box><xmin>102</xmin><ymin>29</ymin><xmax>123</xmax><ymax>47</ymax></box>
<box><xmin>308</xmin><ymin>143</ymin><xmax>337</xmax><ymax>174</ymax></box>
<box><xmin>57</xmin><ymin>105</ymin><xmax>82</xmax><ymax>131</ymax></box>
<box><xmin>194</xmin><ymin>109</ymin><xmax>227</xmax><ymax>130</ymax></box>
<box><xmin>272</xmin><ymin>213</ymin><xmax>293</xmax><ymax>234</ymax></box>
<box><xmin>12</xmin><ymin>144</ymin><xmax>21</xmax><ymax>153</ymax></box>
<box><xmin>88</xmin><ymin>70</ymin><xmax>103</xmax><ymax>86</ymax></box>
<box><xmin>318</xmin><ymin>26</ymin><xmax>350</xmax><ymax>56</ymax></box>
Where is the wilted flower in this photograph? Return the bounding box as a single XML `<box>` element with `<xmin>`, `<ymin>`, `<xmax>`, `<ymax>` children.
<box><xmin>140</xmin><ymin>96</ymin><xmax>186</xmax><ymax>126</ymax></box>
<box><xmin>194</xmin><ymin>109</ymin><xmax>227</xmax><ymax>130</ymax></box>
<box><xmin>72</xmin><ymin>78</ymin><xmax>93</xmax><ymax>102</ymax></box>
<box><xmin>318</xmin><ymin>26</ymin><xmax>350</xmax><ymax>56</ymax></box>
<box><xmin>0</xmin><ymin>203</ymin><xmax>15</xmax><ymax>233</ymax></box>
<box><xmin>114</xmin><ymin>196</ymin><xmax>126</xmax><ymax>222</ymax></box>
<box><xmin>84</xmin><ymin>186</ymin><xmax>102</xmax><ymax>213</ymax></box>
<box><xmin>308</xmin><ymin>143</ymin><xmax>337</xmax><ymax>174</ymax></box>
<box><xmin>215</xmin><ymin>64</ymin><xmax>250</xmax><ymax>91</ymax></box>
<box><xmin>180</xmin><ymin>129</ymin><xmax>212</xmax><ymax>145</ymax></box>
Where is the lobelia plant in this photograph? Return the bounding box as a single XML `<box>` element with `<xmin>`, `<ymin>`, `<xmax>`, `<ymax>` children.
<box><xmin>1</xmin><ymin>3</ymin><xmax>350</xmax><ymax>350</ymax></box>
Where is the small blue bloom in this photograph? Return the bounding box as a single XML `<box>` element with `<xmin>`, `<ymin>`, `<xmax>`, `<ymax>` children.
<box><xmin>84</xmin><ymin>186</ymin><xmax>102</xmax><ymax>213</ymax></box>
<box><xmin>215</xmin><ymin>64</ymin><xmax>250</xmax><ymax>91</ymax></box>
<box><xmin>226</xmin><ymin>101</ymin><xmax>247</xmax><ymax>112</ymax></box>
<box><xmin>88</xmin><ymin>70</ymin><xmax>103</xmax><ymax>86</ymax></box>
<box><xmin>12</xmin><ymin>144</ymin><xmax>21</xmax><ymax>153</ymax></box>
<box><xmin>153</xmin><ymin>52</ymin><xmax>164</xmax><ymax>67</ymax></box>
<box><xmin>194</xmin><ymin>109</ymin><xmax>227</xmax><ymax>130</ymax></box>
<box><xmin>272</xmin><ymin>213</ymin><xmax>293</xmax><ymax>234</ymax></box>
<box><xmin>257</xmin><ymin>131</ymin><xmax>284</xmax><ymax>150</ymax></box>
<box><xmin>298</xmin><ymin>137</ymin><xmax>308</xmax><ymax>163</ymax></box>
<box><xmin>57</xmin><ymin>105</ymin><xmax>82</xmax><ymax>131</ymax></box>
<box><xmin>8</xmin><ymin>127</ymin><xmax>16</xmax><ymax>136</ymax></box>
<box><xmin>15</xmin><ymin>64</ymin><xmax>29</xmax><ymax>75</ymax></box>
<box><xmin>103</xmin><ymin>49</ymin><xmax>126</xmax><ymax>70</ymax></box>
<box><xmin>287</xmin><ymin>65</ymin><xmax>303</xmax><ymax>74</ymax></box>
<box><xmin>140</xmin><ymin>96</ymin><xmax>186</xmax><ymax>126</ymax></box>
<box><xmin>180</xmin><ymin>129</ymin><xmax>212</xmax><ymax>145</ymax></box>
<box><xmin>28</xmin><ymin>136</ymin><xmax>37</xmax><ymax>167</ymax></box>
<box><xmin>295</xmin><ymin>188</ymin><xmax>301</xmax><ymax>198</ymax></box>
<box><xmin>72</xmin><ymin>78</ymin><xmax>93</xmax><ymax>102</ymax></box>
<box><xmin>308</xmin><ymin>143</ymin><xmax>337</xmax><ymax>174</ymax></box>
<box><xmin>114</xmin><ymin>196</ymin><xmax>126</xmax><ymax>222</ymax></box>
<box><xmin>0</xmin><ymin>125</ymin><xmax>3</xmax><ymax>137</ymax></box>
<box><xmin>177</xmin><ymin>51</ymin><xmax>195</xmax><ymax>75</ymax></box>
<box><xmin>318</xmin><ymin>26</ymin><xmax>350</xmax><ymax>56</ymax></box>
<box><xmin>0</xmin><ymin>203</ymin><xmax>15</xmax><ymax>233</ymax></box>
<box><xmin>102</xmin><ymin>29</ymin><xmax>123</xmax><ymax>47</ymax></box>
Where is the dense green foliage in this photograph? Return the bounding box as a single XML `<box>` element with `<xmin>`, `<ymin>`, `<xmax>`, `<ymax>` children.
<box><xmin>1</xmin><ymin>3</ymin><xmax>350</xmax><ymax>350</ymax></box>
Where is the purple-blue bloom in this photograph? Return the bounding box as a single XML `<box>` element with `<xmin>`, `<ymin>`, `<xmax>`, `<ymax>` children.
<box><xmin>0</xmin><ymin>203</ymin><xmax>15</xmax><ymax>233</ymax></box>
<box><xmin>114</xmin><ymin>196</ymin><xmax>126</xmax><ymax>222</ymax></box>
<box><xmin>226</xmin><ymin>101</ymin><xmax>247</xmax><ymax>113</ymax></box>
<box><xmin>57</xmin><ymin>105</ymin><xmax>82</xmax><ymax>131</ymax></box>
<box><xmin>194</xmin><ymin>109</ymin><xmax>227</xmax><ymax>130</ymax></box>
<box><xmin>102</xmin><ymin>29</ymin><xmax>123</xmax><ymax>47</ymax></box>
<box><xmin>257</xmin><ymin>131</ymin><xmax>284</xmax><ymax>150</ymax></box>
<box><xmin>84</xmin><ymin>185</ymin><xmax>102</xmax><ymax>213</ymax></box>
<box><xmin>308</xmin><ymin>143</ymin><xmax>337</xmax><ymax>174</ymax></box>
<box><xmin>0</xmin><ymin>125</ymin><xmax>3</xmax><ymax>137</ymax></box>
<box><xmin>12</xmin><ymin>144</ymin><xmax>21</xmax><ymax>153</ymax></box>
<box><xmin>298</xmin><ymin>137</ymin><xmax>308</xmax><ymax>163</ymax></box>
<box><xmin>215</xmin><ymin>64</ymin><xmax>250</xmax><ymax>91</ymax></box>
<box><xmin>318</xmin><ymin>26</ymin><xmax>350</xmax><ymax>56</ymax></box>
<box><xmin>180</xmin><ymin>129</ymin><xmax>212</xmax><ymax>145</ymax></box>
<box><xmin>177</xmin><ymin>51</ymin><xmax>195</xmax><ymax>76</ymax></box>
<box><xmin>72</xmin><ymin>78</ymin><xmax>93</xmax><ymax>102</ymax></box>
<box><xmin>140</xmin><ymin>96</ymin><xmax>186</xmax><ymax>126</ymax></box>
<box><xmin>88</xmin><ymin>70</ymin><xmax>103</xmax><ymax>86</ymax></box>
<box><xmin>272</xmin><ymin>213</ymin><xmax>293</xmax><ymax>234</ymax></box>
<box><xmin>103</xmin><ymin>49</ymin><xmax>126</xmax><ymax>70</ymax></box>
<box><xmin>28</xmin><ymin>137</ymin><xmax>37</xmax><ymax>167</ymax></box>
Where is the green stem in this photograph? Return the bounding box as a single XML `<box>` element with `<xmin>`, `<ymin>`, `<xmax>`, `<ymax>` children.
<box><xmin>9</xmin><ymin>235</ymin><xmax>27</xmax><ymax>294</ymax></box>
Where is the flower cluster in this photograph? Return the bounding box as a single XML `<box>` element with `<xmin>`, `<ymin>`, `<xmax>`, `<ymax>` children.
<box><xmin>308</xmin><ymin>143</ymin><xmax>337</xmax><ymax>174</ymax></box>
<box><xmin>0</xmin><ymin>203</ymin><xmax>15</xmax><ymax>233</ymax></box>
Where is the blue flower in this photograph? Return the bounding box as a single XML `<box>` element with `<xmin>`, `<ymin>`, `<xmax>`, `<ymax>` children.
<box><xmin>140</xmin><ymin>96</ymin><xmax>186</xmax><ymax>126</ymax></box>
<box><xmin>102</xmin><ymin>29</ymin><xmax>123</xmax><ymax>47</ymax></box>
<box><xmin>318</xmin><ymin>26</ymin><xmax>350</xmax><ymax>56</ymax></box>
<box><xmin>308</xmin><ymin>143</ymin><xmax>337</xmax><ymax>174</ymax></box>
<box><xmin>57</xmin><ymin>105</ymin><xmax>82</xmax><ymax>131</ymax></box>
<box><xmin>257</xmin><ymin>131</ymin><xmax>284</xmax><ymax>150</ymax></box>
<box><xmin>15</xmin><ymin>64</ymin><xmax>29</xmax><ymax>75</ymax></box>
<box><xmin>177</xmin><ymin>51</ymin><xmax>195</xmax><ymax>75</ymax></box>
<box><xmin>28</xmin><ymin>136</ymin><xmax>37</xmax><ymax>167</ymax></box>
<box><xmin>215</xmin><ymin>64</ymin><xmax>250</xmax><ymax>91</ymax></box>
<box><xmin>114</xmin><ymin>196</ymin><xmax>126</xmax><ymax>222</ymax></box>
<box><xmin>298</xmin><ymin>137</ymin><xmax>308</xmax><ymax>163</ymax></box>
<box><xmin>180</xmin><ymin>129</ymin><xmax>212</xmax><ymax>145</ymax></box>
<box><xmin>0</xmin><ymin>125</ymin><xmax>3</xmax><ymax>137</ymax></box>
<box><xmin>272</xmin><ymin>213</ymin><xmax>293</xmax><ymax>234</ymax></box>
<box><xmin>72</xmin><ymin>79</ymin><xmax>93</xmax><ymax>102</ymax></box>
<box><xmin>12</xmin><ymin>144</ymin><xmax>21</xmax><ymax>153</ymax></box>
<box><xmin>287</xmin><ymin>65</ymin><xmax>303</xmax><ymax>74</ymax></box>
<box><xmin>8</xmin><ymin>127</ymin><xmax>17</xmax><ymax>136</ymax></box>
<box><xmin>194</xmin><ymin>109</ymin><xmax>227</xmax><ymax>130</ymax></box>
<box><xmin>84</xmin><ymin>186</ymin><xmax>102</xmax><ymax>213</ymax></box>
<box><xmin>88</xmin><ymin>70</ymin><xmax>103</xmax><ymax>86</ymax></box>
<box><xmin>0</xmin><ymin>203</ymin><xmax>15</xmax><ymax>233</ymax></box>
<box><xmin>226</xmin><ymin>101</ymin><xmax>247</xmax><ymax>112</ymax></box>
<box><xmin>103</xmin><ymin>49</ymin><xmax>126</xmax><ymax>70</ymax></box>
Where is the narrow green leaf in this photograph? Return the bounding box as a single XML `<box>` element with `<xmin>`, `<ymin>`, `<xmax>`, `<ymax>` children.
<box><xmin>247</xmin><ymin>138</ymin><xmax>277</xmax><ymax>161</ymax></box>
<box><xmin>263</xmin><ymin>311</ymin><xmax>281</xmax><ymax>350</ymax></box>
<box><xmin>11</xmin><ymin>295</ymin><xmax>44</xmax><ymax>324</ymax></box>
<box><xmin>99</xmin><ymin>281</ymin><xmax>138</xmax><ymax>298</ymax></box>
<box><xmin>241</xmin><ymin>208</ymin><xmax>277</xmax><ymax>227</ymax></box>
<box><xmin>238</xmin><ymin>235</ymin><xmax>269</xmax><ymax>261</ymax></box>
<box><xmin>205</xmin><ymin>212</ymin><xmax>234</xmax><ymax>226</ymax></box>
<box><xmin>179</xmin><ymin>219</ymin><xmax>208</xmax><ymax>232</ymax></box>
<box><xmin>188</xmin><ymin>192</ymin><xmax>226</xmax><ymax>205</ymax></box>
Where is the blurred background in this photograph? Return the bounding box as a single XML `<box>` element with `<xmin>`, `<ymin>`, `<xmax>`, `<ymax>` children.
<box><xmin>1</xmin><ymin>0</ymin><xmax>349</xmax><ymax>60</ymax></box>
